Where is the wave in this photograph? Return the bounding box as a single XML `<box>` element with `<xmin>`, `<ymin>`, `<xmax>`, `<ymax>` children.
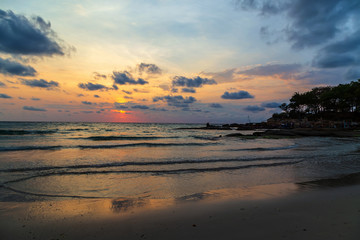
<box><xmin>0</xmin><ymin>145</ymin><xmax>62</xmax><ymax>152</ymax></box>
<box><xmin>228</xmin><ymin>145</ymin><xmax>298</xmax><ymax>152</ymax></box>
<box><xmin>83</xmin><ymin>136</ymin><xmax>179</xmax><ymax>141</ymax></box>
<box><xmin>0</xmin><ymin>129</ymin><xmax>57</xmax><ymax>135</ymax></box>
<box><xmin>0</xmin><ymin>142</ymin><xmax>215</xmax><ymax>152</ymax></box>
<box><xmin>66</xmin><ymin>128</ymin><xmax>89</xmax><ymax>132</ymax></box>
<box><xmin>191</xmin><ymin>135</ymin><xmax>222</xmax><ymax>141</ymax></box>
<box><xmin>78</xmin><ymin>142</ymin><xmax>213</xmax><ymax>149</ymax></box>
<box><xmin>0</xmin><ymin>156</ymin><xmax>298</xmax><ymax>173</ymax></box>
<box><xmin>3</xmin><ymin>161</ymin><xmax>303</xmax><ymax>182</ymax></box>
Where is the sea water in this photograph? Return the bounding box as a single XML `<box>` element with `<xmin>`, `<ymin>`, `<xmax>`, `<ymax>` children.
<box><xmin>0</xmin><ymin>122</ymin><xmax>359</xmax><ymax>202</ymax></box>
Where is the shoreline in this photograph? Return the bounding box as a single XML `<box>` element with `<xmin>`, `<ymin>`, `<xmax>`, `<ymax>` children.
<box><xmin>1</xmin><ymin>174</ymin><xmax>360</xmax><ymax>240</ymax></box>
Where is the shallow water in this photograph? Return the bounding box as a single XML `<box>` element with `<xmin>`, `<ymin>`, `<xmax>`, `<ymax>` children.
<box><xmin>0</xmin><ymin>122</ymin><xmax>359</xmax><ymax>202</ymax></box>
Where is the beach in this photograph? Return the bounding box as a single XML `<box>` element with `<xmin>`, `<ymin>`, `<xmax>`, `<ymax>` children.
<box><xmin>1</xmin><ymin>122</ymin><xmax>360</xmax><ymax>239</ymax></box>
<box><xmin>1</xmin><ymin>182</ymin><xmax>359</xmax><ymax>240</ymax></box>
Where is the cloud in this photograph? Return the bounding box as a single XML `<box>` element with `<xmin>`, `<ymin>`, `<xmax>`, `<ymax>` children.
<box><xmin>137</xmin><ymin>63</ymin><xmax>162</xmax><ymax>74</ymax></box>
<box><xmin>244</xmin><ymin>105</ymin><xmax>265</xmax><ymax>112</ymax></box>
<box><xmin>93</xmin><ymin>72</ymin><xmax>107</xmax><ymax>80</ymax></box>
<box><xmin>21</xmin><ymin>79</ymin><xmax>59</xmax><ymax>89</ymax></box>
<box><xmin>78</xmin><ymin>82</ymin><xmax>109</xmax><ymax>91</ymax></box>
<box><xmin>181</xmin><ymin>88</ymin><xmax>196</xmax><ymax>93</ymax></box>
<box><xmin>261</xmin><ymin>102</ymin><xmax>281</xmax><ymax>108</ymax></box>
<box><xmin>345</xmin><ymin>68</ymin><xmax>360</xmax><ymax>80</ymax></box>
<box><xmin>23</xmin><ymin>106</ymin><xmax>47</xmax><ymax>111</ymax></box>
<box><xmin>209</xmin><ymin>103</ymin><xmax>223</xmax><ymax>108</ymax></box>
<box><xmin>114</xmin><ymin>102</ymin><xmax>129</xmax><ymax>110</ymax></box>
<box><xmin>202</xmin><ymin>68</ymin><xmax>237</xmax><ymax>83</ymax></box>
<box><xmin>158</xmin><ymin>84</ymin><xmax>170</xmax><ymax>91</ymax></box>
<box><xmin>172</xmin><ymin>76</ymin><xmax>217</xmax><ymax>88</ymax></box>
<box><xmin>312</xmin><ymin>30</ymin><xmax>360</xmax><ymax>69</ymax></box>
<box><xmin>238</xmin><ymin>63</ymin><xmax>302</xmax><ymax>79</ymax></box>
<box><xmin>81</xmin><ymin>101</ymin><xmax>93</xmax><ymax>105</ymax></box>
<box><xmin>81</xmin><ymin>111</ymin><xmax>93</xmax><ymax>114</ymax></box>
<box><xmin>122</xmin><ymin>90</ymin><xmax>132</xmax><ymax>95</ymax></box>
<box><xmin>153</xmin><ymin>95</ymin><xmax>197</xmax><ymax>108</ymax></box>
<box><xmin>0</xmin><ymin>57</ymin><xmax>37</xmax><ymax>76</ymax></box>
<box><xmin>94</xmin><ymin>94</ymin><xmax>100</xmax><ymax>98</ymax></box>
<box><xmin>0</xmin><ymin>9</ymin><xmax>72</xmax><ymax>56</ymax></box>
<box><xmin>238</xmin><ymin>0</ymin><xmax>360</xmax><ymax>79</ymax></box>
<box><xmin>221</xmin><ymin>90</ymin><xmax>254</xmax><ymax>100</ymax></box>
<box><xmin>31</xmin><ymin>97</ymin><xmax>40</xmax><ymax>101</ymax></box>
<box><xmin>294</xmin><ymin>69</ymin><xmax>344</xmax><ymax>84</ymax></box>
<box><xmin>150</xmin><ymin>107</ymin><xmax>168</xmax><ymax>112</ymax></box>
<box><xmin>0</xmin><ymin>93</ymin><xmax>12</xmax><ymax>98</ymax></box>
<box><xmin>0</xmin><ymin>81</ymin><xmax>6</xmax><ymax>87</ymax></box>
<box><xmin>132</xmin><ymin>105</ymin><xmax>149</xmax><ymax>110</ymax></box>
<box><xmin>112</xmin><ymin>71</ymin><xmax>148</xmax><ymax>85</ymax></box>
<box><xmin>238</xmin><ymin>0</ymin><xmax>360</xmax><ymax>49</ymax></box>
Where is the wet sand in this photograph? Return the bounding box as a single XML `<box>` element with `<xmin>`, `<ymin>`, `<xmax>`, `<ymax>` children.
<box><xmin>1</xmin><ymin>182</ymin><xmax>359</xmax><ymax>240</ymax></box>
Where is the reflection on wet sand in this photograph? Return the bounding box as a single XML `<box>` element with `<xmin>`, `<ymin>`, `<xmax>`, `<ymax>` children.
<box><xmin>296</xmin><ymin>172</ymin><xmax>360</xmax><ymax>190</ymax></box>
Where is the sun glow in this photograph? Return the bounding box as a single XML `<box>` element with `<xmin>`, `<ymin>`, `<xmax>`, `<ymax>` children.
<box><xmin>115</xmin><ymin>97</ymin><xmax>128</xmax><ymax>104</ymax></box>
<box><xmin>112</xmin><ymin>110</ymin><xmax>127</xmax><ymax>114</ymax></box>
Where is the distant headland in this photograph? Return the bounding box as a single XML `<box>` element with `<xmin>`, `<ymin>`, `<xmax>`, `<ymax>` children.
<box><xmin>179</xmin><ymin>80</ymin><xmax>360</xmax><ymax>137</ymax></box>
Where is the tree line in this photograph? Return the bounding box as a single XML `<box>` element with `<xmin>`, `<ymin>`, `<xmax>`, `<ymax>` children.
<box><xmin>273</xmin><ymin>80</ymin><xmax>360</xmax><ymax>121</ymax></box>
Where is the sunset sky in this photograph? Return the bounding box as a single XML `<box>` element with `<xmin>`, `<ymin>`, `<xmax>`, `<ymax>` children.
<box><xmin>0</xmin><ymin>0</ymin><xmax>359</xmax><ymax>123</ymax></box>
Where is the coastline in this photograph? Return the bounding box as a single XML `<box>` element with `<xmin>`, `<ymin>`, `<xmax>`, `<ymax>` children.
<box><xmin>1</xmin><ymin>174</ymin><xmax>359</xmax><ymax>240</ymax></box>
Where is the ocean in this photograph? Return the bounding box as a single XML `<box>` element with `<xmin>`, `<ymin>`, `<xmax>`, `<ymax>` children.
<box><xmin>0</xmin><ymin>122</ymin><xmax>359</xmax><ymax>202</ymax></box>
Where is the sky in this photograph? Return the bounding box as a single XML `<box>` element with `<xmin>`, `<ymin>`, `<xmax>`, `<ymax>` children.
<box><xmin>0</xmin><ymin>0</ymin><xmax>359</xmax><ymax>123</ymax></box>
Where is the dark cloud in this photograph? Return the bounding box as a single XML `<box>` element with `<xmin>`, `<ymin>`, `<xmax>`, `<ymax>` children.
<box><xmin>122</xmin><ymin>90</ymin><xmax>132</xmax><ymax>95</ymax></box>
<box><xmin>0</xmin><ymin>9</ymin><xmax>71</xmax><ymax>56</ymax></box>
<box><xmin>112</xmin><ymin>71</ymin><xmax>148</xmax><ymax>85</ymax></box>
<box><xmin>133</xmin><ymin>88</ymin><xmax>149</xmax><ymax>93</ymax></box>
<box><xmin>181</xmin><ymin>88</ymin><xmax>196</xmax><ymax>93</ymax></box>
<box><xmin>31</xmin><ymin>97</ymin><xmax>40</xmax><ymax>101</ymax></box>
<box><xmin>114</xmin><ymin>103</ymin><xmax>129</xmax><ymax>110</ymax></box>
<box><xmin>94</xmin><ymin>94</ymin><xmax>100</xmax><ymax>98</ymax></box>
<box><xmin>172</xmin><ymin>76</ymin><xmax>216</xmax><ymax>88</ymax></box>
<box><xmin>132</xmin><ymin>105</ymin><xmax>149</xmax><ymax>110</ymax></box>
<box><xmin>150</xmin><ymin>107</ymin><xmax>168</xmax><ymax>112</ymax></box>
<box><xmin>81</xmin><ymin>101</ymin><xmax>92</xmax><ymax>105</ymax></box>
<box><xmin>244</xmin><ymin>105</ymin><xmax>265</xmax><ymax>112</ymax></box>
<box><xmin>137</xmin><ymin>63</ymin><xmax>162</xmax><ymax>74</ymax></box>
<box><xmin>21</xmin><ymin>79</ymin><xmax>59</xmax><ymax>89</ymax></box>
<box><xmin>209</xmin><ymin>103</ymin><xmax>223</xmax><ymax>108</ymax></box>
<box><xmin>0</xmin><ymin>57</ymin><xmax>37</xmax><ymax>76</ymax></box>
<box><xmin>345</xmin><ymin>68</ymin><xmax>360</xmax><ymax>80</ymax></box>
<box><xmin>78</xmin><ymin>82</ymin><xmax>109</xmax><ymax>91</ymax></box>
<box><xmin>23</xmin><ymin>106</ymin><xmax>47</xmax><ymax>111</ymax></box>
<box><xmin>238</xmin><ymin>0</ymin><xmax>360</xmax><ymax>49</ymax></box>
<box><xmin>0</xmin><ymin>93</ymin><xmax>12</xmax><ymax>98</ymax></box>
<box><xmin>312</xmin><ymin>30</ymin><xmax>360</xmax><ymax>69</ymax></box>
<box><xmin>238</xmin><ymin>0</ymin><xmax>360</xmax><ymax>80</ymax></box>
<box><xmin>153</xmin><ymin>95</ymin><xmax>196</xmax><ymax>108</ymax></box>
<box><xmin>238</xmin><ymin>64</ymin><xmax>302</xmax><ymax>78</ymax></box>
<box><xmin>81</xmin><ymin>111</ymin><xmax>93</xmax><ymax>114</ymax></box>
<box><xmin>0</xmin><ymin>81</ymin><xmax>6</xmax><ymax>87</ymax></box>
<box><xmin>261</xmin><ymin>102</ymin><xmax>280</xmax><ymax>108</ymax></box>
<box><xmin>93</xmin><ymin>72</ymin><xmax>107</xmax><ymax>80</ymax></box>
<box><xmin>284</xmin><ymin>0</ymin><xmax>360</xmax><ymax>50</ymax></box>
<box><xmin>221</xmin><ymin>91</ymin><xmax>254</xmax><ymax>100</ymax></box>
